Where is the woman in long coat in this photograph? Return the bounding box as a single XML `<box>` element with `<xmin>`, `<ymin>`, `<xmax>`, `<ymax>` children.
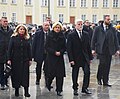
<box><xmin>45</xmin><ymin>22</ymin><xmax>66</xmax><ymax>96</ymax></box>
<box><xmin>7</xmin><ymin>24</ymin><xmax>32</xmax><ymax>97</ymax></box>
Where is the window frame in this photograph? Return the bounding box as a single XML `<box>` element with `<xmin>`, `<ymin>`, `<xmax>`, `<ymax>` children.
<box><xmin>59</xmin><ymin>14</ymin><xmax>64</xmax><ymax>23</ymax></box>
<box><xmin>80</xmin><ymin>0</ymin><xmax>86</xmax><ymax>7</ymax></box>
<box><xmin>70</xmin><ymin>0</ymin><xmax>76</xmax><ymax>7</ymax></box>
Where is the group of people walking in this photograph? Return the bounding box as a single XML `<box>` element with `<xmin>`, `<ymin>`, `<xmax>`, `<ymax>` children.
<box><xmin>0</xmin><ymin>15</ymin><xmax>120</xmax><ymax>97</ymax></box>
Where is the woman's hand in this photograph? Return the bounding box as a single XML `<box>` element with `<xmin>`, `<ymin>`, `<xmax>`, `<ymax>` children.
<box><xmin>55</xmin><ymin>51</ymin><xmax>61</xmax><ymax>56</ymax></box>
<box><xmin>7</xmin><ymin>60</ymin><xmax>11</xmax><ymax>65</ymax></box>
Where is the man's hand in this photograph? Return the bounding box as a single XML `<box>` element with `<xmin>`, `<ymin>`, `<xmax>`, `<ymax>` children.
<box><xmin>115</xmin><ymin>50</ymin><xmax>120</xmax><ymax>56</ymax></box>
<box><xmin>70</xmin><ymin>61</ymin><xmax>75</xmax><ymax>66</ymax></box>
<box><xmin>92</xmin><ymin>50</ymin><xmax>96</xmax><ymax>56</ymax></box>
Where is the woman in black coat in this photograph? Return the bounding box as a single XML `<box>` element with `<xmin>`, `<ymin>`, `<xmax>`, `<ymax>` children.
<box><xmin>45</xmin><ymin>22</ymin><xmax>66</xmax><ymax>96</ymax></box>
<box><xmin>7</xmin><ymin>24</ymin><xmax>32</xmax><ymax>97</ymax></box>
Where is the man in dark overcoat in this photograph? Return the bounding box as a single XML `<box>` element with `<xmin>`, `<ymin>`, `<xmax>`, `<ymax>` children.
<box><xmin>83</xmin><ymin>20</ymin><xmax>93</xmax><ymax>43</ymax></box>
<box><xmin>0</xmin><ymin>17</ymin><xmax>13</xmax><ymax>90</ymax></box>
<box><xmin>67</xmin><ymin>19</ymin><xmax>93</xmax><ymax>96</ymax></box>
<box><xmin>32</xmin><ymin>21</ymin><xmax>50</xmax><ymax>85</ymax></box>
<box><xmin>91</xmin><ymin>15</ymin><xmax>120</xmax><ymax>87</ymax></box>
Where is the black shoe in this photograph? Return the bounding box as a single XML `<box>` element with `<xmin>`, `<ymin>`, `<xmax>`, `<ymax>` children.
<box><xmin>74</xmin><ymin>90</ymin><xmax>78</xmax><ymax>96</ymax></box>
<box><xmin>46</xmin><ymin>85</ymin><xmax>51</xmax><ymax>91</ymax></box>
<box><xmin>1</xmin><ymin>86</ymin><xmax>5</xmax><ymax>90</ymax></box>
<box><xmin>15</xmin><ymin>93</ymin><xmax>19</xmax><ymax>97</ymax></box>
<box><xmin>57</xmin><ymin>92</ymin><xmax>62</xmax><ymax>96</ymax></box>
<box><xmin>103</xmin><ymin>84</ymin><xmax>112</xmax><ymax>87</ymax></box>
<box><xmin>46</xmin><ymin>85</ymin><xmax>53</xmax><ymax>89</ymax></box>
<box><xmin>24</xmin><ymin>93</ymin><xmax>31</xmax><ymax>97</ymax></box>
<box><xmin>15</xmin><ymin>89</ymin><xmax>19</xmax><ymax>97</ymax></box>
<box><xmin>6</xmin><ymin>84</ymin><xmax>9</xmax><ymax>87</ymax></box>
<box><xmin>36</xmin><ymin>81</ymin><xmax>40</xmax><ymax>85</ymax></box>
<box><xmin>81</xmin><ymin>89</ymin><xmax>92</xmax><ymax>94</ymax></box>
<box><xmin>98</xmin><ymin>80</ymin><xmax>102</xmax><ymax>85</ymax></box>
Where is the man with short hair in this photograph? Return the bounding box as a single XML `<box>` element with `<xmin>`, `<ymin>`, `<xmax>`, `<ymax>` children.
<box><xmin>32</xmin><ymin>21</ymin><xmax>50</xmax><ymax>86</ymax></box>
<box><xmin>83</xmin><ymin>20</ymin><xmax>93</xmax><ymax>43</ymax></box>
<box><xmin>0</xmin><ymin>17</ymin><xmax>13</xmax><ymax>90</ymax></box>
<box><xmin>67</xmin><ymin>19</ymin><xmax>93</xmax><ymax>95</ymax></box>
<box><xmin>46</xmin><ymin>16</ymin><xmax>53</xmax><ymax>30</ymax></box>
<box><xmin>91</xmin><ymin>15</ymin><xmax>120</xmax><ymax>87</ymax></box>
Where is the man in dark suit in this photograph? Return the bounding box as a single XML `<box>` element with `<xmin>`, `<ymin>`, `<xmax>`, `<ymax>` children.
<box><xmin>32</xmin><ymin>21</ymin><xmax>50</xmax><ymax>86</ymax></box>
<box><xmin>83</xmin><ymin>20</ymin><xmax>93</xmax><ymax>44</ymax></box>
<box><xmin>0</xmin><ymin>17</ymin><xmax>13</xmax><ymax>90</ymax></box>
<box><xmin>67</xmin><ymin>19</ymin><xmax>93</xmax><ymax>95</ymax></box>
<box><xmin>91</xmin><ymin>15</ymin><xmax>120</xmax><ymax>87</ymax></box>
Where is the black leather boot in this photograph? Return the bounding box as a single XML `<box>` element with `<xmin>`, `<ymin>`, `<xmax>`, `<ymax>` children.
<box><xmin>15</xmin><ymin>88</ymin><xmax>19</xmax><ymax>97</ymax></box>
<box><xmin>24</xmin><ymin>87</ymin><xmax>30</xmax><ymax>97</ymax></box>
<box><xmin>36</xmin><ymin>75</ymin><xmax>40</xmax><ymax>85</ymax></box>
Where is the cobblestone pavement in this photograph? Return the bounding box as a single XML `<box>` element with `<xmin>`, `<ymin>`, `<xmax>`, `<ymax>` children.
<box><xmin>0</xmin><ymin>55</ymin><xmax>120</xmax><ymax>99</ymax></box>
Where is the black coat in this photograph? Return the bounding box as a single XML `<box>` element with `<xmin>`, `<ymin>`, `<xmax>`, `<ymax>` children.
<box><xmin>83</xmin><ymin>25</ymin><xmax>93</xmax><ymax>43</ymax></box>
<box><xmin>45</xmin><ymin>31</ymin><xmax>66</xmax><ymax>77</ymax></box>
<box><xmin>32</xmin><ymin>30</ymin><xmax>45</xmax><ymax>62</ymax></box>
<box><xmin>0</xmin><ymin>26</ymin><xmax>13</xmax><ymax>63</ymax></box>
<box><xmin>91</xmin><ymin>23</ymin><xmax>119</xmax><ymax>55</ymax></box>
<box><xmin>7</xmin><ymin>35</ymin><xmax>32</xmax><ymax>88</ymax></box>
<box><xmin>67</xmin><ymin>29</ymin><xmax>93</xmax><ymax>67</ymax></box>
<box><xmin>117</xmin><ymin>31</ymin><xmax>120</xmax><ymax>47</ymax></box>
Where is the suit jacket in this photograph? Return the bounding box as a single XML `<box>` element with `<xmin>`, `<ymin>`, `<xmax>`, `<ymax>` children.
<box><xmin>67</xmin><ymin>29</ymin><xmax>93</xmax><ymax>67</ymax></box>
<box><xmin>91</xmin><ymin>23</ymin><xmax>119</xmax><ymax>55</ymax></box>
<box><xmin>32</xmin><ymin>29</ymin><xmax>46</xmax><ymax>62</ymax></box>
<box><xmin>0</xmin><ymin>26</ymin><xmax>13</xmax><ymax>63</ymax></box>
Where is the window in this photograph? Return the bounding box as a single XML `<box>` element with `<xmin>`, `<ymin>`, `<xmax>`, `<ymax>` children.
<box><xmin>70</xmin><ymin>0</ymin><xmax>75</xmax><ymax>7</ymax></box>
<box><xmin>103</xmin><ymin>0</ymin><xmax>108</xmax><ymax>7</ymax></box>
<box><xmin>2</xmin><ymin>12</ymin><xmax>6</xmax><ymax>17</ymax></box>
<box><xmin>42</xmin><ymin>14</ymin><xmax>47</xmax><ymax>23</ymax></box>
<box><xmin>81</xmin><ymin>0</ymin><xmax>86</xmax><ymax>7</ymax></box>
<box><xmin>2</xmin><ymin>0</ymin><xmax>7</xmax><ymax>3</ymax></box>
<box><xmin>11</xmin><ymin>13</ymin><xmax>16</xmax><ymax>22</ymax></box>
<box><xmin>42</xmin><ymin>0</ymin><xmax>48</xmax><ymax>6</ymax></box>
<box><xmin>12</xmin><ymin>0</ymin><xmax>17</xmax><ymax>4</ymax></box>
<box><xmin>113</xmin><ymin>15</ymin><xmax>117</xmax><ymax>21</ymax></box>
<box><xmin>92</xmin><ymin>15</ymin><xmax>97</xmax><ymax>23</ymax></box>
<box><xmin>58</xmin><ymin>0</ymin><xmax>64</xmax><ymax>6</ymax></box>
<box><xmin>81</xmin><ymin>15</ymin><xmax>86</xmax><ymax>21</ymax></box>
<box><xmin>113</xmin><ymin>0</ymin><xmax>118</xmax><ymax>7</ymax></box>
<box><xmin>26</xmin><ymin>0</ymin><xmax>31</xmax><ymax>5</ymax></box>
<box><xmin>92</xmin><ymin>0</ymin><xmax>98</xmax><ymax>7</ymax></box>
<box><xmin>59</xmin><ymin>14</ymin><xmax>64</xmax><ymax>23</ymax></box>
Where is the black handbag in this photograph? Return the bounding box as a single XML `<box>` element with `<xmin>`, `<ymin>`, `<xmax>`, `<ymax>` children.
<box><xmin>4</xmin><ymin>64</ymin><xmax>12</xmax><ymax>76</ymax></box>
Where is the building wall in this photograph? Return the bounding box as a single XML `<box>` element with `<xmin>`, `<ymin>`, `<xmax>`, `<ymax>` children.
<box><xmin>0</xmin><ymin>0</ymin><xmax>120</xmax><ymax>25</ymax></box>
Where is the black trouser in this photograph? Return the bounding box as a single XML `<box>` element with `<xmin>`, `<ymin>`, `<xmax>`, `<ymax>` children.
<box><xmin>0</xmin><ymin>63</ymin><xmax>5</xmax><ymax>86</ymax></box>
<box><xmin>0</xmin><ymin>63</ymin><xmax>9</xmax><ymax>86</ymax></box>
<box><xmin>47</xmin><ymin>76</ymin><xmax>64</xmax><ymax>92</ymax></box>
<box><xmin>36</xmin><ymin>54</ymin><xmax>47</xmax><ymax>82</ymax></box>
<box><xmin>72</xmin><ymin>63</ymin><xmax>90</xmax><ymax>90</ymax></box>
<box><xmin>15</xmin><ymin>87</ymin><xmax>29</xmax><ymax>94</ymax></box>
<box><xmin>97</xmin><ymin>54</ymin><xmax>112</xmax><ymax>84</ymax></box>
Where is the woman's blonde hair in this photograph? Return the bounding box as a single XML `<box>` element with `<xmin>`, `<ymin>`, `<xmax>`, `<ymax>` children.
<box><xmin>11</xmin><ymin>24</ymin><xmax>30</xmax><ymax>39</ymax></box>
<box><xmin>52</xmin><ymin>22</ymin><xmax>63</xmax><ymax>30</ymax></box>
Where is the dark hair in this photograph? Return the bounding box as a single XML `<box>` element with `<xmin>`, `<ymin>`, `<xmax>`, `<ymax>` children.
<box><xmin>84</xmin><ymin>20</ymin><xmax>89</xmax><ymax>23</ymax></box>
<box><xmin>103</xmin><ymin>15</ymin><xmax>110</xmax><ymax>20</ymax></box>
<box><xmin>1</xmin><ymin>16</ymin><xmax>7</xmax><ymax>19</ymax></box>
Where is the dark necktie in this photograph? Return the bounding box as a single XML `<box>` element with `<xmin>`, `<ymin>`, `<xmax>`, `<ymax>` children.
<box><xmin>79</xmin><ymin>31</ymin><xmax>82</xmax><ymax>38</ymax></box>
<box><xmin>106</xmin><ymin>26</ymin><xmax>108</xmax><ymax>30</ymax></box>
<box><xmin>104</xmin><ymin>26</ymin><xmax>108</xmax><ymax>32</ymax></box>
